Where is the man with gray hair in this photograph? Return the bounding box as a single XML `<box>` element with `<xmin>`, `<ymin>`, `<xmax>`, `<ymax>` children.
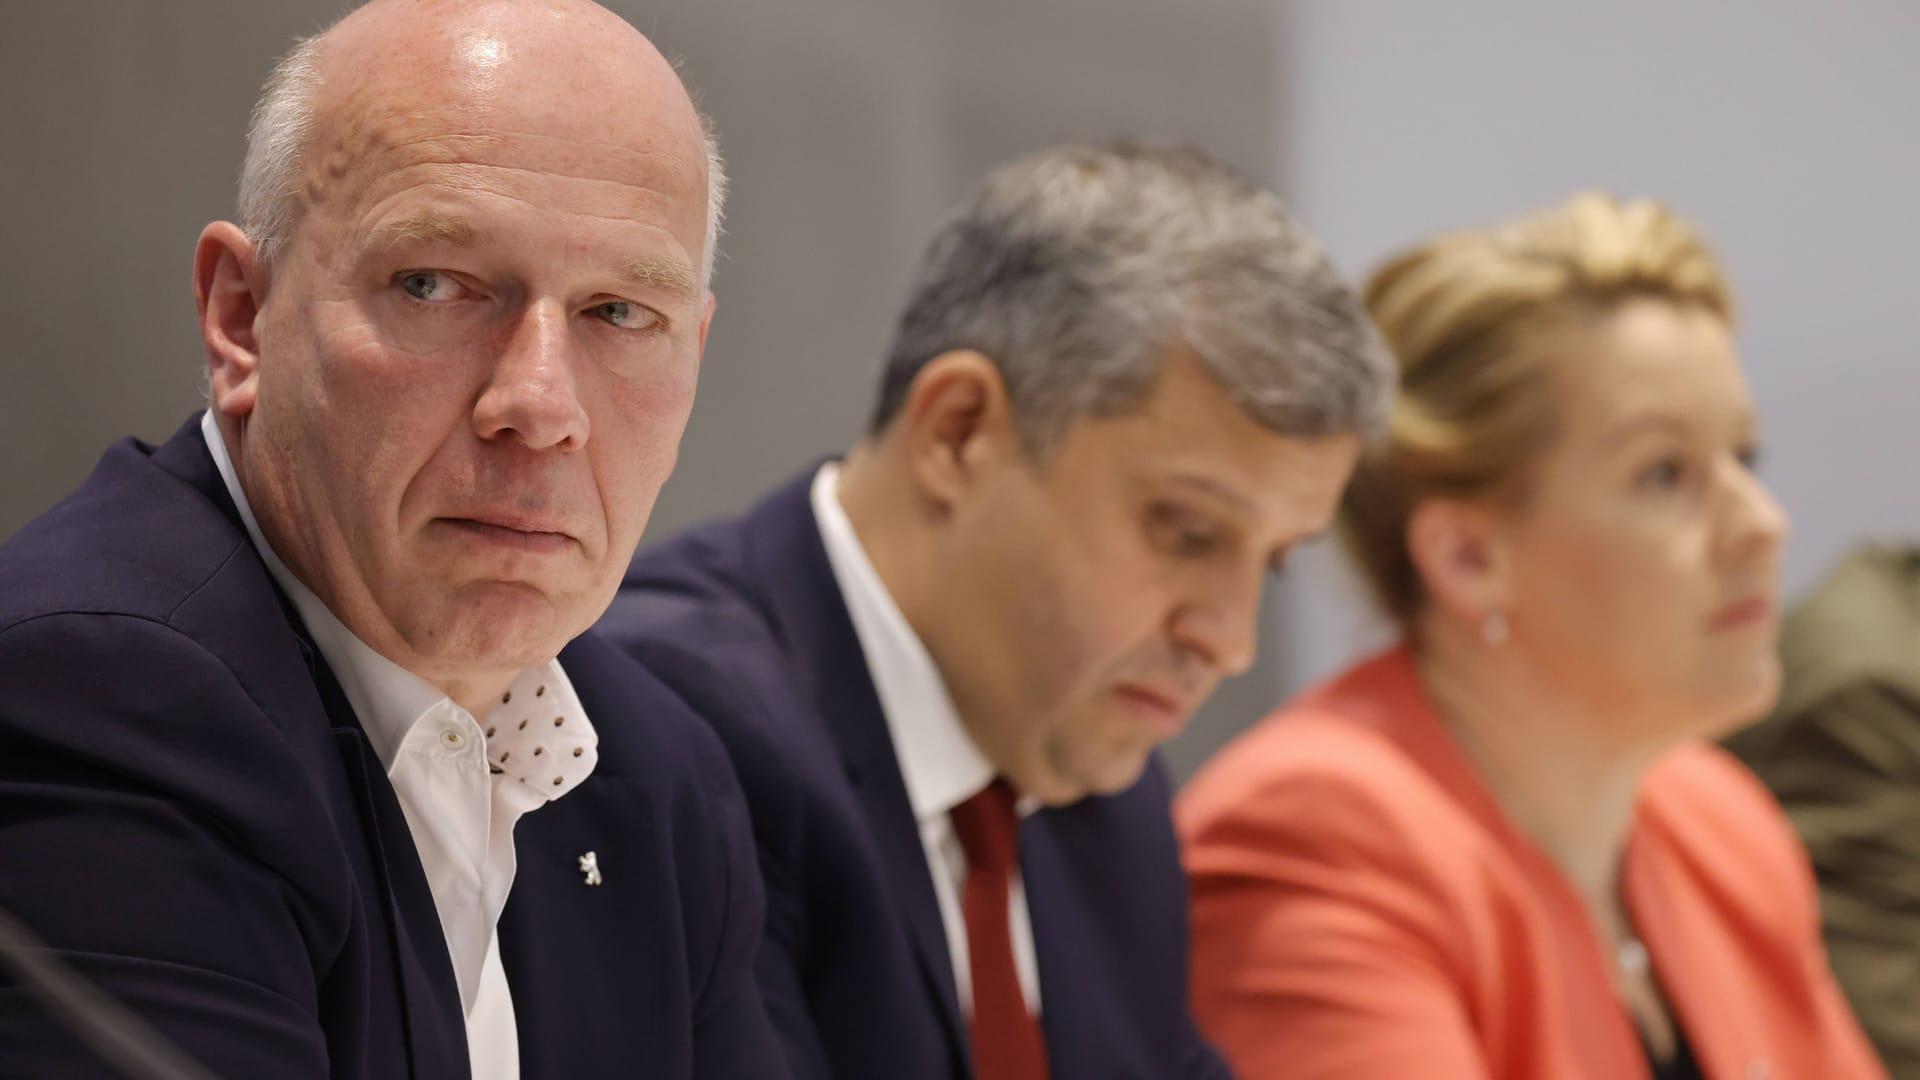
<box><xmin>0</xmin><ymin>1</ymin><xmax>785</xmax><ymax>1076</ymax></box>
<box><xmin>600</xmin><ymin>142</ymin><xmax>1394</xmax><ymax>1080</ymax></box>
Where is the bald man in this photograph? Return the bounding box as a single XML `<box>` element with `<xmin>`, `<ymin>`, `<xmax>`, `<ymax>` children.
<box><xmin>0</xmin><ymin>2</ymin><xmax>783</xmax><ymax>1077</ymax></box>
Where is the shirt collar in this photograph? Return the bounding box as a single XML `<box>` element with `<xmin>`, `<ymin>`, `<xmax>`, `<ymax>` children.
<box><xmin>199</xmin><ymin>410</ymin><xmax>594</xmax><ymax>794</ymax></box>
<box><xmin>810</xmin><ymin>462</ymin><xmax>1001</xmax><ymax>823</ymax></box>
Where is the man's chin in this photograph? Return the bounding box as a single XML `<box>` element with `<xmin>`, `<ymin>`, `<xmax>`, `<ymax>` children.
<box><xmin>399</xmin><ymin>590</ymin><xmax>579</xmax><ymax>671</ymax></box>
<box><xmin>1051</xmin><ymin>746</ymin><xmax>1155</xmax><ymax>805</ymax></box>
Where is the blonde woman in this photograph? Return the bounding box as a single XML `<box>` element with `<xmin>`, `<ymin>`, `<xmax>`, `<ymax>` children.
<box><xmin>1177</xmin><ymin>194</ymin><xmax>1885</xmax><ymax>1079</ymax></box>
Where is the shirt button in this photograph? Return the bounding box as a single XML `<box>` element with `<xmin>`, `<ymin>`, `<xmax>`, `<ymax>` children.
<box><xmin>440</xmin><ymin>728</ymin><xmax>467</xmax><ymax>751</ymax></box>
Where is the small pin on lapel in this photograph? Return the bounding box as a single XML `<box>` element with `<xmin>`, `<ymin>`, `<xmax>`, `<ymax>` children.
<box><xmin>578</xmin><ymin>850</ymin><xmax>603</xmax><ymax>886</ymax></box>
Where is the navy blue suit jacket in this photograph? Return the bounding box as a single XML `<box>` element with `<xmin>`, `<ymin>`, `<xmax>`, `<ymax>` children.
<box><xmin>599</xmin><ymin>467</ymin><xmax>1234</xmax><ymax>1080</ymax></box>
<box><xmin>0</xmin><ymin>418</ymin><xmax>787</xmax><ymax>1079</ymax></box>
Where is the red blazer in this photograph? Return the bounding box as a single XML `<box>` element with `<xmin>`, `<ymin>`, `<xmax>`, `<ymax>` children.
<box><xmin>1177</xmin><ymin>647</ymin><xmax>1885</xmax><ymax>1080</ymax></box>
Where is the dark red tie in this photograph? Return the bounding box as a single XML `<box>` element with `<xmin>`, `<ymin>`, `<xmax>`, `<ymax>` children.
<box><xmin>949</xmin><ymin>778</ymin><xmax>1050</xmax><ymax>1080</ymax></box>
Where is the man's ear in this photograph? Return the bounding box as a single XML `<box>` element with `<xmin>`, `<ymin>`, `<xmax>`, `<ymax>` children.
<box><xmin>892</xmin><ymin>350</ymin><xmax>1021</xmax><ymax>510</ymax></box>
<box><xmin>696</xmin><ymin>290</ymin><xmax>716</xmax><ymax>355</ymax></box>
<box><xmin>195</xmin><ymin>221</ymin><xmax>269</xmax><ymax>422</ymax></box>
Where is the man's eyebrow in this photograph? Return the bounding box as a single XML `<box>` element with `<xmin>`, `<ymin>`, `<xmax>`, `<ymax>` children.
<box><xmin>368</xmin><ymin>213</ymin><xmax>701</xmax><ymax>301</ymax></box>
<box><xmin>613</xmin><ymin>255</ymin><xmax>700</xmax><ymax>302</ymax></box>
<box><xmin>1162</xmin><ymin>472</ymin><xmax>1256</xmax><ymax>517</ymax></box>
<box><xmin>369</xmin><ymin>212</ymin><xmax>486</xmax><ymax>249</ymax></box>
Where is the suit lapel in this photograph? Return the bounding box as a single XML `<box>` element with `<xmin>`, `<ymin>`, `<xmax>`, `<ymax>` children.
<box><xmin>743</xmin><ymin>470</ymin><xmax>972</xmax><ymax>1067</ymax></box>
<box><xmin>324</xmin><ymin>683</ymin><xmax>470</xmax><ymax>1078</ymax></box>
<box><xmin>830</xmin><ymin>686</ymin><xmax>970</xmax><ymax>1057</ymax></box>
<box><xmin>1021</xmin><ymin>769</ymin><xmax>1195</xmax><ymax>1080</ymax></box>
<box><xmin>497</xmin><ymin>778</ymin><xmax>663</xmax><ymax>1078</ymax></box>
<box><xmin>1021</xmin><ymin>814</ymin><xmax>1098</xmax><ymax>1076</ymax></box>
<box><xmin>332</xmin><ymin>722</ymin><xmax>470</xmax><ymax>1068</ymax></box>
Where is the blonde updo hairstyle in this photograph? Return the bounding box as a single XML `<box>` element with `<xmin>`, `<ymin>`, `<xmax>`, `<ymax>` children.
<box><xmin>1341</xmin><ymin>192</ymin><xmax>1735</xmax><ymax>626</ymax></box>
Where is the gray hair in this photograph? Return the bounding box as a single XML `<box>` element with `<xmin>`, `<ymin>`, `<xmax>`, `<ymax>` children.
<box><xmin>237</xmin><ymin>32</ymin><xmax>729</xmax><ymax>287</ymax></box>
<box><xmin>870</xmin><ymin>142</ymin><xmax>1393</xmax><ymax>453</ymax></box>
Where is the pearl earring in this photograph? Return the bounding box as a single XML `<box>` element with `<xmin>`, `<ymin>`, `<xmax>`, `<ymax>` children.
<box><xmin>1482</xmin><ymin>611</ymin><xmax>1510</xmax><ymax>646</ymax></box>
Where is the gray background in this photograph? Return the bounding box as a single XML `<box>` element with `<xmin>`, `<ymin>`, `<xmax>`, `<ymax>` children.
<box><xmin>4</xmin><ymin>2</ymin><xmax>1914</xmax><ymax>782</ymax></box>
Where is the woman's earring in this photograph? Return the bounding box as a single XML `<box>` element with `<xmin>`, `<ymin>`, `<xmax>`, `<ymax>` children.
<box><xmin>1481</xmin><ymin>611</ymin><xmax>1510</xmax><ymax>647</ymax></box>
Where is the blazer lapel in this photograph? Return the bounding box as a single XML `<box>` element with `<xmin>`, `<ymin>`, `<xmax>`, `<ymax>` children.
<box><xmin>1622</xmin><ymin>820</ymin><xmax>1767</xmax><ymax>1080</ymax></box>
<box><xmin>496</xmin><ymin>777</ymin><xmax>661</xmax><ymax>1078</ymax></box>
<box><xmin>831</xmin><ymin>689</ymin><xmax>970</xmax><ymax>1059</ymax></box>
<box><xmin>744</xmin><ymin>470</ymin><xmax>972</xmax><ymax>1067</ymax></box>
<box><xmin>327</xmin><ymin>703</ymin><xmax>470</xmax><ymax>1078</ymax></box>
<box><xmin>1020</xmin><ymin>816</ymin><xmax>1105</xmax><ymax>1079</ymax></box>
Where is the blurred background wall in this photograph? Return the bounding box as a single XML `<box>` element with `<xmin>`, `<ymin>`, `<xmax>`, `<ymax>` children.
<box><xmin>4</xmin><ymin>1</ymin><xmax>1915</xmax><ymax>782</ymax></box>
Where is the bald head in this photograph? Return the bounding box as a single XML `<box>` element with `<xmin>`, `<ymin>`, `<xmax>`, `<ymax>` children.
<box><xmin>197</xmin><ymin>0</ymin><xmax>725</xmax><ymax>705</ymax></box>
<box><xmin>240</xmin><ymin>0</ymin><xmax>725</xmax><ymax>285</ymax></box>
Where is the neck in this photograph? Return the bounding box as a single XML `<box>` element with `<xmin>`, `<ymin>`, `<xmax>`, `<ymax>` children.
<box><xmin>836</xmin><ymin>444</ymin><xmax>1009</xmax><ymax>764</ymax></box>
<box><xmin>834</xmin><ymin>442</ymin><xmax>939</xmax><ymax>640</ymax></box>
<box><xmin>1414</xmin><ymin>619</ymin><xmax>1670</xmax><ymax>903</ymax></box>
<box><xmin>436</xmin><ymin>670</ymin><xmax>519</xmax><ymax>721</ymax></box>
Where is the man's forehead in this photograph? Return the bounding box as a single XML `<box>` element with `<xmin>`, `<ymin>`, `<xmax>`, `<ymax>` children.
<box><xmin>299</xmin><ymin>109</ymin><xmax>706</xmax><ymax>255</ymax></box>
<box><xmin>1073</xmin><ymin>408</ymin><xmax>1359</xmax><ymax>526</ymax></box>
<box><xmin>308</xmin><ymin>99</ymin><xmax>702</xmax><ymax>192</ymax></box>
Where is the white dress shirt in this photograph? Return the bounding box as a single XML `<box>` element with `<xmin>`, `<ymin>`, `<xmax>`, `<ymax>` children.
<box><xmin>202</xmin><ymin>411</ymin><xmax>599</xmax><ymax>1079</ymax></box>
<box><xmin>809</xmin><ymin>462</ymin><xmax>1042</xmax><ymax>1016</ymax></box>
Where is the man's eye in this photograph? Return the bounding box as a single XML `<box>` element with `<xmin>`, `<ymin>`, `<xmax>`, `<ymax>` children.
<box><xmin>592</xmin><ymin>300</ymin><xmax>660</xmax><ymax>331</ymax></box>
<box><xmin>397</xmin><ymin>270</ymin><xmax>464</xmax><ymax>302</ymax></box>
<box><xmin>1178</xmin><ymin>528</ymin><xmax>1222</xmax><ymax>555</ymax></box>
<box><xmin>1150</xmin><ymin>504</ymin><xmax>1225</xmax><ymax>557</ymax></box>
